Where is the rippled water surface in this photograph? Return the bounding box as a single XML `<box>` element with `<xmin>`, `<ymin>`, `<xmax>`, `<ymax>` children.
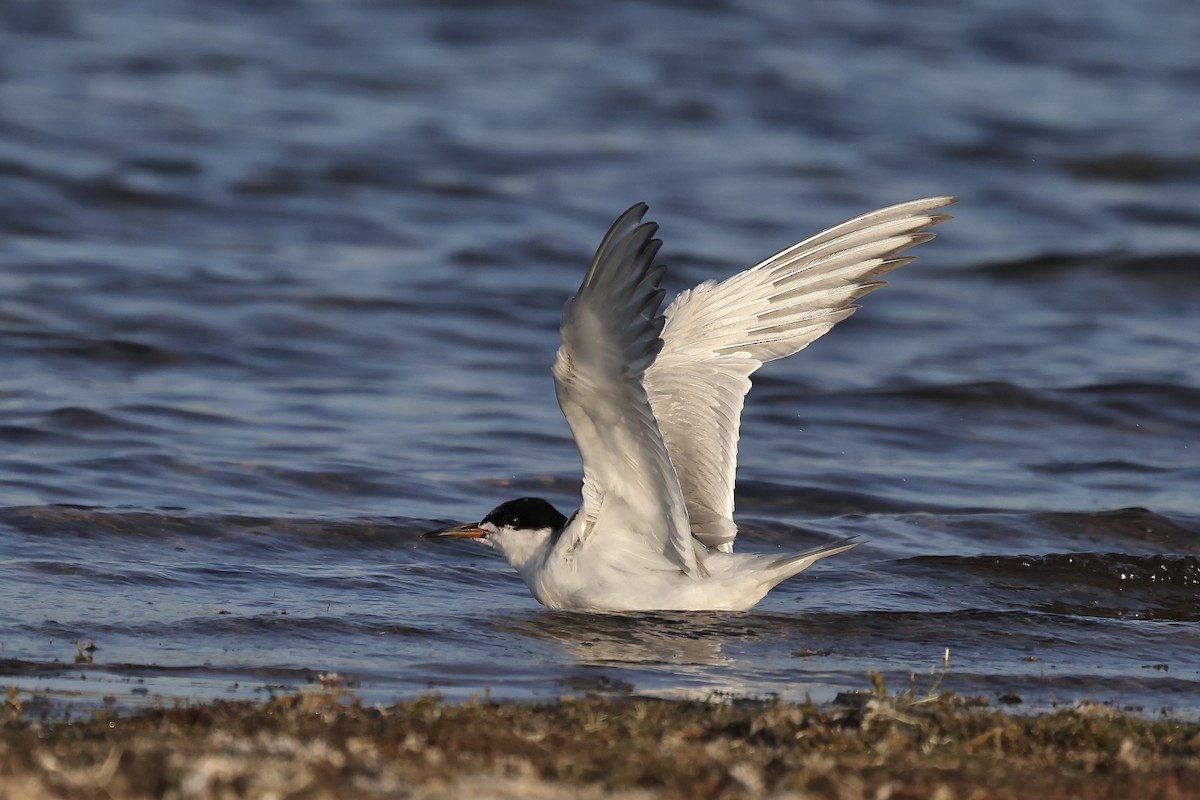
<box><xmin>1</xmin><ymin>0</ymin><xmax>1198</xmax><ymax>717</ymax></box>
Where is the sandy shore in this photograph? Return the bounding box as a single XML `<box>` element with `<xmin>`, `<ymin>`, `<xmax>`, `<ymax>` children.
<box><xmin>2</xmin><ymin>683</ymin><xmax>1198</xmax><ymax>799</ymax></box>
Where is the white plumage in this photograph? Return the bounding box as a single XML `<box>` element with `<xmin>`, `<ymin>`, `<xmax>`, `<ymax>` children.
<box><xmin>427</xmin><ymin>197</ymin><xmax>954</xmax><ymax>611</ymax></box>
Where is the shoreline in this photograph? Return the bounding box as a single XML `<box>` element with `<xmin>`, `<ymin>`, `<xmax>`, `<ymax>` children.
<box><xmin>3</xmin><ymin>683</ymin><xmax>1198</xmax><ymax>799</ymax></box>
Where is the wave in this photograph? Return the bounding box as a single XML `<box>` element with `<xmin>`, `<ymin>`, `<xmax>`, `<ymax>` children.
<box><xmin>904</xmin><ymin>552</ymin><xmax>1200</xmax><ymax>621</ymax></box>
<box><xmin>974</xmin><ymin>251</ymin><xmax>1200</xmax><ymax>287</ymax></box>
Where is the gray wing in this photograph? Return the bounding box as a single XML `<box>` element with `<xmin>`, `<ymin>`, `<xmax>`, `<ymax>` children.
<box><xmin>644</xmin><ymin>196</ymin><xmax>956</xmax><ymax>551</ymax></box>
<box><xmin>551</xmin><ymin>204</ymin><xmax>700</xmax><ymax>577</ymax></box>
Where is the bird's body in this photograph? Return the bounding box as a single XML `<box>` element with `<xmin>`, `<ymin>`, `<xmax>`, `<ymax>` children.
<box><xmin>470</xmin><ymin>498</ymin><xmax>863</xmax><ymax>611</ymax></box>
<box><xmin>427</xmin><ymin>197</ymin><xmax>954</xmax><ymax>611</ymax></box>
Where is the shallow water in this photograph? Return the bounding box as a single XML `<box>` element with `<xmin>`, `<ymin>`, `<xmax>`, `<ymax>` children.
<box><xmin>1</xmin><ymin>0</ymin><xmax>1198</xmax><ymax>717</ymax></box>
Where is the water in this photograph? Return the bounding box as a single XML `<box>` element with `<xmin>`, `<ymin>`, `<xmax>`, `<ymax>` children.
<box><xmin>1</xmin><ymin>0</ymin><xmax>1197</xmax><ymax>717</ymax></box>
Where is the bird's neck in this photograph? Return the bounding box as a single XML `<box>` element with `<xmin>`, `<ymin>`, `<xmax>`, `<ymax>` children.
<box><xmin>488</xmin><ymin>528</ymin><xmax>556</xmax><ymax>577</ymax></box>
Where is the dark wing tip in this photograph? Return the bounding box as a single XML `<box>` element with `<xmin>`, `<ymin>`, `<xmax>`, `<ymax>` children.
<box><xmin>581</xmin><ymin>204</ymin><xmax>655</xmax><ymax>291</ymax></box>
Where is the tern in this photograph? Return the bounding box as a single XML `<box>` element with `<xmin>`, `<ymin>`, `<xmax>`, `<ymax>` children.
<box><xmin>426</xmin><ymin>197</ymin><xmax>954</xmax><ymax>611</ymax></box>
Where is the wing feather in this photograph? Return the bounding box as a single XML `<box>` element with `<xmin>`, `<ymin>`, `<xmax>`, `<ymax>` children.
<box><xmin>552</xmin><ymin>204</ymin><xmax>700</xmax><ymax>577</ymax></box>
<box><xmin>645</xmin><ymin>197</ymin><xmax>955</xmax><ymax>550</ymax></box>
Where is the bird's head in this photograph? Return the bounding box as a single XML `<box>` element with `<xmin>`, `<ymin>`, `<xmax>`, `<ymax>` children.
<box><xmin>424</xmin><ymin>497</ymin><xmax>567</xmax><ymax>570</ymax></box>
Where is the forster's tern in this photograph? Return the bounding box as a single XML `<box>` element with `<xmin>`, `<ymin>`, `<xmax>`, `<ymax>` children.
<box><xmin>426</xmin><ymin>197</ymin><xmax>954</xmax><ymax>611</ymax></box>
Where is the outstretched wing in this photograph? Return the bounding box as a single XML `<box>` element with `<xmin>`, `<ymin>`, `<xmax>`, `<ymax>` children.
<box><xmin>552</xmin><ymin>204</ymin><xmax>700</xmax><ymax>577</ymax></box>
<box><xmin>644</xmin><ymin>196</ymin><xmax>956</xmax><ymax>551</ymax></box>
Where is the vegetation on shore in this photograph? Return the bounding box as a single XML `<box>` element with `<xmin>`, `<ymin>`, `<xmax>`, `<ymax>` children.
<box><xmin>2</xmin><ymin>677</ymin><xmax>1198</xmax><ymax>799</ymax></box>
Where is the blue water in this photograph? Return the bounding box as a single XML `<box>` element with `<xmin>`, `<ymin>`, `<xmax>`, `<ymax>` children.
<box><xmin>1</xmin><ymin>0</ymin><xmax>1197</xmax><ymax>717</ymax></box>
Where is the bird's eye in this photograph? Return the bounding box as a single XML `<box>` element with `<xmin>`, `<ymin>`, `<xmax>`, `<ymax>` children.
<box><xmin>506</xmin><ymin>517</ymin><xmax>519</xmax><ymax>527</ymax></box>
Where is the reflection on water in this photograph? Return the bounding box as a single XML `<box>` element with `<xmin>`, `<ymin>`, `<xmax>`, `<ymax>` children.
<box><xmin>504</xmin><ymin>611</ymin><xmax>739</xmax><ymax>668</ymax></box>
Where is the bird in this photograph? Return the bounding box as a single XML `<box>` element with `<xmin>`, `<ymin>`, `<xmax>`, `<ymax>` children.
<box><xmin>426</xmin><ymin>196</ymin><xmax>954</xmax><ymax>611</ymax></box>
